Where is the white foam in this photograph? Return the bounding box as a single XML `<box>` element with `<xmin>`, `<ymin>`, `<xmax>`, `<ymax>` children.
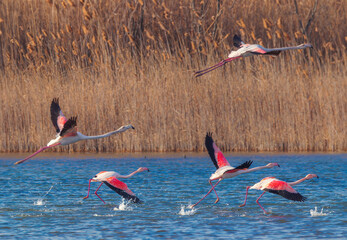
<box><xmin>113</xmin><ymin>199</ymin><xmax>134</xmax><ymax>211</ymax></box>
<box><xmin>93</xmin><ymin>214</ymin><xmax>117</xmax><ymax>217</ymax></box>
<box><xmin>34</xmin><ymin>199</ymin><xmax>45</xmax><ymax>206</ymax></box>
<box><xmin>310</xmin><ymin>206</ymin><xmax>328</xmax><ymax>217</ymax></box>
<box><xmin>178</xmin><ymin>205</ymin><xmax>197</xmax><ymax>216</ymax></box>
<box><xmin>34</xmin><ymin>185</ymin><xmax>54</xmax><ymax>206</ymax></box>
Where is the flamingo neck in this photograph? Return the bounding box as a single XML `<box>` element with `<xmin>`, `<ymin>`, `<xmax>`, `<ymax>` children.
<box><xmin>288</xmin><ymin>177</ymin><xmax>308</xmax><ymax>186</ymax></box>
<box><xmin>118</xmin><ymin>170</ymin><xmax>139</xmax><ymax>179</ymax></box>
<box><xmin>243</xmin><ymin>165</ymin><xmax>268</xmax><ymax>173</ymax></box>
<box><xmin>267</xmin><ymin>44</ymin><xmax>310</xmax><ymax>52</ymax></box>
<box><xmin>79</xmin><ymin>125</ymin><xmax>133</xmax><ymax>140</ymax></box>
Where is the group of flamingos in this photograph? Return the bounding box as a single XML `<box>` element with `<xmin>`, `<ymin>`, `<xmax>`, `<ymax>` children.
<box><xmin>14</xmin><ymin>35</ymin><xmax>317</xmax><ymax>214</ymax></box>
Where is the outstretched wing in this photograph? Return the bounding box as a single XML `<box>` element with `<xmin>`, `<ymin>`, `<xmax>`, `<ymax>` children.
<box><xmin>235</xmin><ymin>160</ymin><xmax>253</xmax><ymax>170</ymax></box>
<box><xmin>233</xmin><ymin>35</ymin><xmax>245</xmax><ymax>48</ymax></box>
<box><xmin>59</xmin><ymin>116</ymin><xmax>77</xmax><ymax>137</ymax></box>
<box><xmin>50</xmin><ymin>98</ymin><xmax>67</xmax><ymax>133</ymax></box>
<box><xmin>263</xmin><ymin>50</ymin><xmax>281</xmax><ymax>56</ymax></box>
<box><xmin>264</xmin><ymin>180</ymin><xmax>307</xmax><ymax>202</ymax></box>
<box><xmin>205</xmin><ymin>132</ymin><xmax>230</xmax><ymax>169</ymax></box>
<box><xmin>104</xmin><ymin>177</ymin><xmax>141</xmax><ymax>203</ymax></box>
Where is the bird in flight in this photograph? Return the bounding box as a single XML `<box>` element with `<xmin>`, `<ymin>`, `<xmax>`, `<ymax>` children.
<box><xmin>190</xmin><ymin>132</ymin><xmax>279</xmax><ymax>208</ymax></box>
<box><xmin>239</xmin><ymin>174</ymin><xmax>319</xmax><ymax>214</ymax></box>
<box><xmin>194</xmin><ymin>34</ymin><xmax>313</xmax><ymax>77</ymax></box>
<box><xmin>83</xmin><ymin>167</ymin><xmax>150</xmax><ymax>204</ymax></box>
<box><xmin>14</xmin><ymin>98</ymin><xmax>135</xmax><ymax>165</ymax></box>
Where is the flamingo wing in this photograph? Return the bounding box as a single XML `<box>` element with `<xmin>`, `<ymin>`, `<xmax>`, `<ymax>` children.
<box><xmin>224</xmin><ymin>160</ymin><xmax>253</xmax><ymax>174</ymax></box>
<box><xmin>50</xmin><ymin>98</ymin><xmax>67</xmax><ymax>133</ymax></box>
<box><xmin>263</xmin><ymin>50</ymin><xmax>281</xmax><ymax>56</ymax></box>
<box><xmin>205</xmin><ymin>132</ymin><xmax>230</xmax><ymax>169</ymax></box>
<box><xmin>59</xmin><ymin>116</ymin><xmax>77</xmax><ymax>137</ymax></box>
<box><xmin>104</xmin><ymin>177</ymin><xmax>141</xmax><ymax>203</ymax></box>
<box><xmin>233</xmin><ymin>35</ymin><xmax>245</xmax><ymax>48</ymax></box>
<box><xmin>264</xmin><ymin>180</ymin><xmax>307</xmax><ymax>202</ymax></box>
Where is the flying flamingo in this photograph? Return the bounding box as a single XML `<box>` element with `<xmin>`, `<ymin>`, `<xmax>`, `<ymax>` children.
<box><xmin>189</xmin><ymin>132</ymin><xmax>279</xmax><ymax>208</ymax></box>
<box><xmin>239</xmin><ymin>174</ymin><xmax>319</xmax><ymax>214</ymax></box>
<box><xmin>194</xmin><ymin>34</ymin><xmax>313</xmax><ymax>77</ymax></box>
<box><xmin>83</xmin><ymin>167</ymin><xmax>149</xmax><ymax>203</ymax></box>
<box><xmin>14</xmin><ymin>98</ymin><xmax>135</xmax><ymax>165</ymax></box>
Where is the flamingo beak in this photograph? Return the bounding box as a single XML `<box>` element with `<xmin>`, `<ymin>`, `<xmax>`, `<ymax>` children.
<box><xmin>316</xmin><ymin>175</ymin><xmax>319</xmax><ymax>179</ymax></box>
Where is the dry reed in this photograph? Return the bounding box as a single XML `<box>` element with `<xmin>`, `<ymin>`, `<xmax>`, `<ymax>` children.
<box><xmin>0</xmin><ymin>0</ymin><xmax>346</xmax><ymax>153</ymax></box>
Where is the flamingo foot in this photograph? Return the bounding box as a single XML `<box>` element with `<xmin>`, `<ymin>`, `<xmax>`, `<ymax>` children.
<box><xmin>188</xmin><ymin>204</ymin><xmax>196</xmax><ymax>209</ymax></box>
<box><xmin>239</xmin><ymin>203</ymin><xmax>245</xmax><ymax>207</ymax></box>
<box><xmin>83</xmin><ymin>196</ymin><xmax>88</xmax><ymax>199</ymax></box>
<box><xmin>214</xmin><ymin>198</ymin><xmax>219</xmax><ymax>204</ymax></box>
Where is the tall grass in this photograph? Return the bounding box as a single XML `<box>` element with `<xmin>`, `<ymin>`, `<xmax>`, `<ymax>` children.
<box><xmin>0</xmin><ymin>0</ymin><xmax>346</xmax><ymax>152</ymax></box>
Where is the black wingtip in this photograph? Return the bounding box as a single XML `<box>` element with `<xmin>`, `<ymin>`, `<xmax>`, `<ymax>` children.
<box><xmin>235</xmin><ymin>160</ymin><xmax>253</xmax><ymax>170</ymax></box>
<box><xmin>233</xmin><ymin>34</ymin><xmax>243</xmax><ymax>48</ymax></box>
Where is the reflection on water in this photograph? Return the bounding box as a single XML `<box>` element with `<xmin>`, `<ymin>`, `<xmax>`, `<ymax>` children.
<box><xmin>0</xmin><ymin>153</ymin><xmax>346</xmax><ymax>239</ymax></box>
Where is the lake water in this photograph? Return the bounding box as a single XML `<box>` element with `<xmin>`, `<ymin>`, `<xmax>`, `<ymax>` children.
<box><xmin>0</xmin><ymin>153</ymin><xmax>346</xmax><ymax>239</ymax></box>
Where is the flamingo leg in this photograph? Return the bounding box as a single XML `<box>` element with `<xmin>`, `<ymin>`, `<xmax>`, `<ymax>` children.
<box><xmin>256</xmin><ymin>191</ymin><xmax>268</xmax><ymax>214</ymax></box>
<box><xmin>239</xmin><ymin>186</ymin><xmax>251</xmax><ymax>207</ymax></box>
<box><xmin>83</xmin><ymin>179</ymin><xmax>92</xmax><ymax>199</ymax></box>
<box><xmin>194</xmin><ymin>57</ymin><xmax>241</xmax><ymax>78</ymax></box>
<box><xmin>94</xmin><ymin>182</ymin><xmax>106</xmax><ymax>204</ymax></box>
<box><xmin>190</xmin><ymin>178</ymin><xmax>222</xmax><ymax>208</ymax></box>
<box><xmin>210</xmin><ymin>180</ymin><xmax>220</xmax><ymax>204</ymax></box>
<box><xmin>14</xmin><ymin>142</ymin><xmax>61</xmax><ymax>165</ymax></box>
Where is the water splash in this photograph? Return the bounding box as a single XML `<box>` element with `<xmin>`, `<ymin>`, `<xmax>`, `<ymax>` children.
<box><xmin>34</xmin><ymin>185</ymin><xmax>54</xmax><ymax>206</ymax></box>
<box><xmin>178</xmin><ymin>205</ymin><xmax>197</xmax><ymax>216</ymax></box>
<box><xmin>113</xmin><ymin>199</ymin><xmax>134</xmax><ymax>211</ymax></box>
<box><xmin>310</xmin><ymin>206</ymin><xmax>328</xmax><ymax>217</ymax></box>
<box><xmin>34</xmin><ymin>199</ymin><xmax>45</xmax><ymax>206</ymax></box>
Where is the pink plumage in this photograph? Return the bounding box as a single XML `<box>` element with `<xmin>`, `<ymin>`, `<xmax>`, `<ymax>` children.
<box><xmin>239</xmin><ymin>174</ymin><xmax>318</xmax><ymax>214</ymax></box>
<box><xmin>189</xmin><ymin>132</ymin><xmax>279</xmax><ymax>208</ymax></box>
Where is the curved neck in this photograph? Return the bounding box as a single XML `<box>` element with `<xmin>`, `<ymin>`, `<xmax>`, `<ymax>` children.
<box><xmin>288</xmin><ymin>177</ymin><xmax>307</xmax><ymax>186</ymax></box>
<box><xmin>118</xmin><ymin>170</ymin><xmax>140</xmax><ymax>179</ymax></box>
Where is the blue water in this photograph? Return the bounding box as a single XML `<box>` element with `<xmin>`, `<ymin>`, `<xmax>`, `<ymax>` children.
<box><xmin>0</xmin><ymin>153</ymin><xmax>346</xmax><ymax>239</ymax></box>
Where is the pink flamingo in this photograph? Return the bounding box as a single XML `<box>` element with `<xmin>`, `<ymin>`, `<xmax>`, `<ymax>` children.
<box><xmin>190</xmin><ymin>132</ymin><xmax>279</xmax><ymax>208</ymax></box>
<box><xmin>194</xmin><ymin>34</ymin><xmax>312</xmax><ymax>77</ymax></box>
<box><xmin>15</xmin><ymin>98</ymin><xmax>135</xmax><ymax>165</ymax></box>
<box><xmin>83</xmin><ymin>167</ymin><xmax>149</xmax><ymax>203</ymax></box>
<box><xmin>239</xmin><ymin>174</ymin><xmax>319</xmax><ymax>214</ymax></box>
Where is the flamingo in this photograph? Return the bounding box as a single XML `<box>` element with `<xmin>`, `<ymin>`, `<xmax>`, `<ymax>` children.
<box><xmin>239</xmin><ymin>174</ymin><xmax>319</xmax><ymax>214</ymax></box>
<box><xmin>14</xmin><ymin>98</ymin><xmax>135</xmax><ymax>165</ymax></box>
<box><xmin>194</xmin><ymin>34</ymin><xmax>313</xmax><ymax>77</ymax></box>
<box><xmin>190</xmin><ymin>132</ymin><xmax>280</xmax><ymax>208</ymax></box>
<box><xmin>83</xmin><ymin>167</ymin><xmax>149</xmax><ymax>203</ymax></box>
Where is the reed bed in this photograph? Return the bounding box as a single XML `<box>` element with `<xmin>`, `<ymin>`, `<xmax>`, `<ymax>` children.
<box><xmin>0</xmin><ymin>0</ymin><xmax>346</xmax><ymax>152</ymax></box>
